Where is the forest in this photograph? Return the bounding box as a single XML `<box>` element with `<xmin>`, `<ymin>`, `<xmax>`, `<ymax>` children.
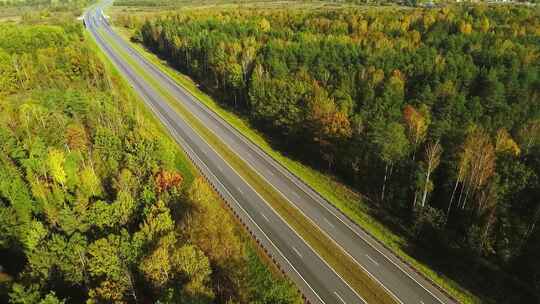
<box><xmin>0</xmin><ymin>0</ymin><xmax>90</xmax><ymax>8</ymax></box>
<box><xmin>120</xmin><ymin>3</ymin><xmax>540</xmax><ymax>303</ymax></box>
<box><xmin>0</xmin><ymin>6</ymin><xmax>301</xmax><ymax>304</ymax></box>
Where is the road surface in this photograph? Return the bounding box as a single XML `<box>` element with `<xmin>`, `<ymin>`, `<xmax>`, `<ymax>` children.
<box><xmin>85</xmin><ymin>3</ymin><xmax>457</xmax><ymax>304</ymax></box>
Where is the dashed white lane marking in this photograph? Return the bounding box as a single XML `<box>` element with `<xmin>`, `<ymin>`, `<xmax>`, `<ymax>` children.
<box><xmin>366</xmin><ymin>254</ymin><xmax>379</xmax><ymax>266</ymax></box>
<box><xmin>260</xmin><ymin>212</ymin><xmax>270</xmax><ymax>222</ymax></box>
<box><xmin>420</xmin><ymin>301</ymin><xmax>425</xmax><ymax>304</ymax></box>
<box><xmin>334</xmin><ymin>291</ymin><xmax>347</xmax><ymax>304</ymax></box>
<box><xmin>292</xmin><ymin>246</ymin><xmax>303</xmax><ymax>258</ymax></box>
<box><xmin>324</xmin><ymin>217</ymin><xmax>335</xmax><ymax>228</ymax></box>
<box><xmin>237</xmin><ymin>187</ymin><xmax>243</xmax><ymax>194</ymax></box>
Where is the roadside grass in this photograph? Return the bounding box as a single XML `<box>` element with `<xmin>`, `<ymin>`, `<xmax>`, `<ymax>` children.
<box><xmin>110</xmin><ymin>25</ymin><xmax>481</xmax><ymax>304</ymax></box>
<box><xmin>97</xmin><ymin>26</ymin><xmax>398</xmax><ymax>304</ymax></box>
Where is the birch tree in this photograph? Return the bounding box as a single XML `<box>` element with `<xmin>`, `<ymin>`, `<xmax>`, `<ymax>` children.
<box><xmin>419</xmin><ymin>141</ymin><xmax>442</xmax><ymax>208</ymax></box>
<box><xmin>372</xmin><ymin>122</ymin><xmax>409</xmax><ymax>201</ymax></box>
<box><xmin>403</xmin><ymin>104</ymin><xmax>429</xmax><ymax>160</ymax></box>
<box><xmin>449</xmin><ymin>128</ymin><xmax>496</xmax><ymax>215</ymax></box>
<box><xmin>518</xmin><ymin>120</ymin><xmax>540</xmax><ymax>154</ymax></box>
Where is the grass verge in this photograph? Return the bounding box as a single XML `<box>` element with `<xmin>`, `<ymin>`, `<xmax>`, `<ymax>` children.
<box><xmin>97</xmin><ymin>26</ymin><xmax>397</xmax><ymax>304</ymax></box>
<box><xmin>111</xmin><ymin>25</ymin><xmax>478</xmax><ymax>304</ymax></box>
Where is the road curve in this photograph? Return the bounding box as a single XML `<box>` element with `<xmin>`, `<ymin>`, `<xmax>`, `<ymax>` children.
<box><xmin>85</xmin><ymin>2</ymin><xmax>457</xmax><ymax>304</ymax></box>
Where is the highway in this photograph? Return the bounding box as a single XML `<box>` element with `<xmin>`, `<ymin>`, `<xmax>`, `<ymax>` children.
<box><xmin>85</xmin><ymin>2</ymin><xmax>457</xmax><ymax>304</ymax></box>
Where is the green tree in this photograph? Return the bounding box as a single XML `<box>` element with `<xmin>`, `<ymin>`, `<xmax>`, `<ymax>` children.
<box><xmin>139</xmin><ymin>234</ymin><xmax>175</xmax><ymax>289</ymax></box>
<box><xmin>172</xmin><ymin>245</ymin><xmax>214</xmax><ymax>303</ymax></box>
<box><xmin>47</xmin><ymin>148</ymin><xmax>66</xmax><ymax>187</ymax></box>
<box><xmin>9</xmin><ymin>284</ymin><xmax>41</xmax><ymax>304</ymax></box>
<box><xmin>371</xmin><ymin>122</ymin><xmax>409</xmax><ymax>201</ymax></box>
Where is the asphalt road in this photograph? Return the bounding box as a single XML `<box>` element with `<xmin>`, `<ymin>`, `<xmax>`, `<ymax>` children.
<box><xmin>85</xmin><ymin>3</ymin><xmax>457</xmax><ymax>304</ymax></box>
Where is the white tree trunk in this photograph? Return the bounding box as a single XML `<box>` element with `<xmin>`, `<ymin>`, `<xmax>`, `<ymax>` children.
<box><xmin>420</xmin><ymin>167</ymin><xmax>431</xmax><ymax>208</ymax></box>
<box><xmin>448</xmin><ymin>180</ymin><xmax>459</xmax><ymax>217</ymax></box>
<box><xmin>381</xmin><ymin>164</ymin><xmax>388</xmax><ymax>202</ymax></box>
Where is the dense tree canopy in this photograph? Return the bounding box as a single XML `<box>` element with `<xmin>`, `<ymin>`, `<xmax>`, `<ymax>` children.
<box><xmin>132</xmin><ymin>4</ymin><xmax>540</xmax><ymax>302</ymax></box>
<box><xmin>0</xmin><ymin>0</ymin><xmax>91</xmax><ymax>8</ymax></box>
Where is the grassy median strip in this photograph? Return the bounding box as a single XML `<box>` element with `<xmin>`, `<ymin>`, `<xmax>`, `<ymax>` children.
<box><xmin>97</xmin><ymin>27</ymin><xmax>397</xmax><ymax>304</ymax></box>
